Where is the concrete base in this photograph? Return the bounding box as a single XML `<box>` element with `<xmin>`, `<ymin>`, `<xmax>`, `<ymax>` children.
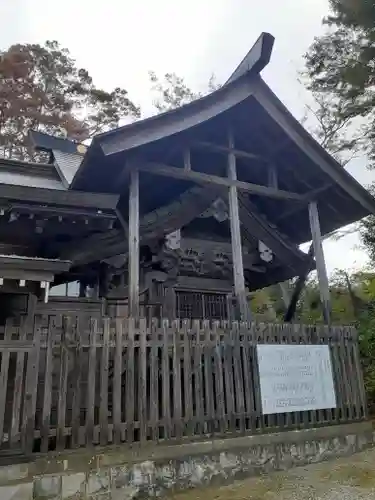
<box><xmin>0</xmin><ymin>422</ymin><xmax>373</xmax><ymax>499</ymax></box>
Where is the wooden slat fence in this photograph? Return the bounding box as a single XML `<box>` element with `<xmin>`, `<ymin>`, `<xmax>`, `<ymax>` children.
<box><xmin>0</xmin><ymin>315</ymin><xmax>367</xmax><ymax>454</ymax></box>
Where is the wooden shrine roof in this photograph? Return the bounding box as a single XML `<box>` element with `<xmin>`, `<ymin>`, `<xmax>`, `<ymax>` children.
<box><xmin>66</xmin><ymin>33</ymin><xmax>375</xmax><ymax>245</ymax></box>
<box><xmin>0</xmin><ymin>157</ymin><xmax>66</xmax><ymax>191</ymax></box>
<box><xmin>9</xmin><ymin>32</ymin><xmax>375</xmax><ymax>291</ymax></box>
<box><xmin>0</xmin><ymin>157</ymin><xmax>118</xmax><ymax>210</ymax></box>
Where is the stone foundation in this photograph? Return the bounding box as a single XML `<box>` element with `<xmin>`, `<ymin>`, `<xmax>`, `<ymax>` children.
<box><xmin>0</xmin><ymin>422</ymin><xmax>373</xmax><ymax>499</ymax></box>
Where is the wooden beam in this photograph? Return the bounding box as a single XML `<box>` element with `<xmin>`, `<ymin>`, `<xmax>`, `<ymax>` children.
<box><xmin>284</xmin><ymin>244</ymin><xmax>314</xmax><ymax>322</ymax></box>
<box><xmin>308</xmin><ymin>201</ymin><xmax>331</xmax><ymax>325</ymax></box>
<box><xmin>237</xmin><ymin>192</ymin><xmax>309</xmax><ymax>268</ymax></box>
<box><xmin>227</xmin><ymin>129</ymin><xmax>251</xmax><ymax>322</ymax></box>
<box><xmin>226</xmin><ymin>32</ymin><xmax>274</xmax><ymax>84</ymax></box>
<box><xmin>275</xmin><ymin>182</ymin><xmax>335</xmax><ymax>222</ymax></box>
<box><xmin>115</xmin><ymin>208</ymin><xmax>129</xmax><ymax>240</ymax></box>
<box><xmin>266</xmin><ymin>163</ymin><xmax>295</xmax><ymax>304</ymax></box>
<box><xmin>183</xmin><ymin>149</ymin><xmax>191</xmax><ymax>171</ymax></box>
<box><xmin>128</xmin><ymin>169</ymin><xmax>140</xmax><ymax>318</ymax></box>
<box><xmin>10</xmin><ymin>203</ymin><xmax>116</xmax><ymax>220</ymax></box>
<box><xmin>192</xmin><ymin>140</ymin><xmax>264</xmax><ymax>161</ymax></box>
<box><xmin>267</xmin><ymin>164</ymin><xmax>278</xmax><ymax>189</ymax></box>
<box><xmin>279</xmin><ymin>282</ymin><xmax>290</xmax><ymax>308</ymax></box>
<box><xmin>136</xmin><ymin>161</ymin><xmax>305</xmax><ymax>201</ymax></box>
<box><xmin>253</xmin><ymin>79</ymin><xmax>375</xmax><ymax>215</ymax></box>
<box><xmin>57</xmin><ymin>186</ymin><xmax>219</xmax><ymax>266</ymax></box>
<box><xmin>0</xmin><ymin>184</ymin><xmax>119</xmax><ymax>211</ymax></box>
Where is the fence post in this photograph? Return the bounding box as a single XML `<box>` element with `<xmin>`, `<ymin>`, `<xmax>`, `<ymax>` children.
<box><xmin>85</xmin><ymin>318</ymin><xmax>98</xmax><ymax>446</ymax></box>
<box><xmin>57</xmin><ymin>317</ymin><xmax>70</xmax><ymax>451</ymax></box>
<box><xmin>126</xmin><ymin>318</ymin><xmax>135</xmax><ymax>443</ymax></box>
<box><xmin>0</xmin><ymin>319</ymin><xmax>13</xmax><ymax>446</ymax></box>
<box><xmin>352</xmin><ymin>328</ymin><xmax>368</xmax><ymax>419</ymax></box>
<box><xmin>162</xmin><ymin>319</ymin><xmax>171</xmax><ymax>439</ymax></box>
<box><xmin>10</xmin><ymin>317</ymin><xmax>28</xmax><ymax>448</ymax></box>
<box><xmin>113</xmin><ymin>318</ymin><xmax>123</xmax><ymax>444</ymax></box>
<box><xmin>139</xmin><ymin>318</ymin><xmax>148</xmax><ymax>443</ymax></box>
<box><xmin>40</xmin><ymin>316</ymin><xmax>55</xmax><ymax>453</ymax></box>
<box><xmin>173</xmin><ymin>319</ymin><xmax>183</xmax><ymax>438</ymax></box>
<box><xmin>71</xmin><ymin>316</ymin><xmax>83</xmax><ymax>448</ymax></box>
<box><xmin>99</xmin><ymin>318</ymin><xmax>110</xmax><ymax>446</ymax></box>
<box><xmin>21</xmin><ymin>315</ymin><xmax>41</xmax><ymax>454</ymax></box>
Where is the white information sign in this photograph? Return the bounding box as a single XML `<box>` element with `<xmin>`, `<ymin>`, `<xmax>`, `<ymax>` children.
<box><xmin>257</xmin><ymin>345</ymin><xmax>336</xmax><ymax>415</ymax></box>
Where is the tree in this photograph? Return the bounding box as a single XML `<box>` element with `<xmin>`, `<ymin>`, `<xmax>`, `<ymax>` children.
<box><xmin>303</xmin><ymin>2</ymin><xmax>375</xmax><ymax>249</ymax></box>
<box><xmin>149</xmin><ymin>71</ymin><xmax>220</xmax><ymax>113</ymax></box>
<box><xmin>301</xmin><ymin>87</ymin><xmax>365</xmax><ymax>164</ymax></box>
<box><xmin>0</xmin><ymin>40</ymin><xmax>140</xmax><ymax>160</ymax></box>
<box><xmin>304</xmin><ymin>0</ymin><xmax>375</xmax><ymax>165</ymax></box>
<box><xmin>360</xmin><ymin>191</ymin><xmax>375</xmax><ymax>263</ymax></box>
<box><xmin>305</xmin><ymin>0</ymin><xmax>375</xmax><ymax>263</ymax></box>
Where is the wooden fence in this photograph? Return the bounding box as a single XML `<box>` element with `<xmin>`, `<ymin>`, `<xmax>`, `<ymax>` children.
<box><xmin>0</xmin><ymin>316</ymin><xmax>367</xmax><ymax>455</ymax></box>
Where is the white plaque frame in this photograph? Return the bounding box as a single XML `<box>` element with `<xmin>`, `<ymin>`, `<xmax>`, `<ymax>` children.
<box><xmin>257</xmin><ymin>344</ymin><xmax>336</xmax><ymax>415</ymax></box>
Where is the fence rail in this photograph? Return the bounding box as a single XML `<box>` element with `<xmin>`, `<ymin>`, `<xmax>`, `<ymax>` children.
<box><xmin>0</xmin><ymin>315</ymin><xmax>367</xmax><ymax>454</ymax></box>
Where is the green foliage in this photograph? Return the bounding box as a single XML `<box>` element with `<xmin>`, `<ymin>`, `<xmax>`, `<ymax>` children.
<box><xmin>305</xmin><ymin>0</ymin><xmax>375</xmax><ymax>128</ymax></box>
<box><xmin>253</xmin><ymin>270</ymin><xmax>375</xmax><ymax>410</ymax></box>
<box><xmin>304</xmin><ymin>0</ymin><xmax>375</xmax><ymax>290</ymax></box>
<box><xmin>0</xmin><ymin>40</ymin><xmax>140</xmax><ymax>160</ymax></box>
<box><xmin>357</xmin><ymin>302</ymin><xmax>375</xmax><ymax>412</ymax></box>
<box><xmin>304</xmin><ymin>0</ymin><xmax>375</xmax><ymax>165</ymax></box>
<box><xmin>149</xmin><ymin>71</ymin><xmax>220</xmax><ymax>113</ymax></box>
<box><xmin>301</xmin><ymin>88</ymin><xmax>364</xmax><ymax>164</ymax></box>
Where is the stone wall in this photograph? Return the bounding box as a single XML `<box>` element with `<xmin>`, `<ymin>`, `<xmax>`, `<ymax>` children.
<box><xmin>0</xmin><ymin>422</ymin><xmax>373</xmax><ymax>500</ymax></box>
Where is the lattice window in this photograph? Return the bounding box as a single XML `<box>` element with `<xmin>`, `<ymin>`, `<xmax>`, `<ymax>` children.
<box><xmin>176</xmin><ymin>291</ymin><xmax>228</xmax><ymax>321</ymax></box>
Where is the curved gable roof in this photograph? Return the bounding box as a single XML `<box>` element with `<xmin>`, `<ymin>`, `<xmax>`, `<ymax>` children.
<box><xmin>66</xmin><ymin>32</ymin><xmax>375</xmax><ymax>244</ymax></box>
<box><xmin>71</xmin><ymin>33</ymin><xmax>275</xmax><ymax>188</ymax></box>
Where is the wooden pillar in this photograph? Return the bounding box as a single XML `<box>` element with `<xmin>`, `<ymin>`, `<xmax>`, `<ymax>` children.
<box><xmin>128</xmin><ymin>169</ymin><xmax>140</xmax><ymax>319</ymax></box>
<box><xmin>227</xmin><ymin>129</ymin><xmax>251</xmax><ymax>322</ymax></box>
<box><xmin>79</xmin><ymin>282</ymin><xmax>86</xmax><ymax>298</ymax></box>
<box><xmin>26</xmin><ymin>293</ymin><xmax>37</xmax><ymax>330</ymax></box>
<box><xmin>284</xmin><ymin>244</ymin><xmax>314</xmax><ymax>323</ymax></box>
<box><xmin>308</xmin><ymin>201</ymin><xmax>331</xmax><ymax>325</ymax></box>
<box><xmin>164</xmin><ymin>287</ymin><xmax>176</xmax><ymax>321</ymax></box>
<box><xmin>183</xmin><ymin>149</ymin><xmax>191</xmax><ymax>171</ymax></box>
<box><xmin>279</xmin><ymin>283</ymin><xmax>290</xmax><ymax>309</ymax></box>
<box><xmin>268</xmin><ymin>164</ymin><xmax>291</xmax><ymax>312</ymax></box>
<box><xmin>267</xmin><ymin>164</ymin><xmax>278</xmax><ymax>189</ymax></box>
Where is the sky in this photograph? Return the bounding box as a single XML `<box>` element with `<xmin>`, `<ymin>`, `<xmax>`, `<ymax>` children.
<box><xmin>1</xmin><ymin>0</ymin><xmax>373</xmax><ymax>276</ymax></box>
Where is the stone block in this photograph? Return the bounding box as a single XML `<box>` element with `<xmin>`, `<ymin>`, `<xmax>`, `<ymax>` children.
<box><xmin>87</xmin><ymin>470</ymin><xmax>110</xmax><ymax>495</ymax></box>
<box><xmin>304</xmin><ymin>440</ymin><xmax>319</xmax><ymax>464</ymax></box>
<box><xmin>0</xmin><ymin>464</ymin><xmax>29</xmax><ymax>484</ymax></box>
<box><xmin>0</xmin><ymin>482</ymin><xmax>33</xmax><ymax>500</ymax></box>
<box><xmin>276</xmin><ymin>443</ymin><xmax>293</xmax><ymax>470</ymax></box>
<box><xmin>111</xmin><ymin>485</ymin><xmax>140</xmax><ymax>500</ymax></box>
<box><xmin>128</xmin><ymin>461</ymin><xmax>155</xmax><ymax>490</ymax></box>
<box><xmin>33</xmin><ymin>476</ymin><xmax>61</xmax><ymax>499</ymax></box>
<box><xmin>111</xmin><ymin>465</ymin><xmax>130</xmax><ymax>489</ymax></box>
<box><xmin>61</xmin><ymin>473</ymin><xmax>85</xmax><ymax>500</ymax></box>
<box><xmin>357</xmin><ymin>433</ymin><xmax>369</xmax><ymax>450</ymax></box>
<box><xmin>347</xmin><ymin>434</ymin><xmax>357</xmax><ymax>450</ymax></box>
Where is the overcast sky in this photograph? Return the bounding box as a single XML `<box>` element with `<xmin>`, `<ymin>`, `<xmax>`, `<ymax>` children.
<box><xmin>1</xmin><ymin>0</ymin><xmax>374</xmax><ymax>275</ymax></box>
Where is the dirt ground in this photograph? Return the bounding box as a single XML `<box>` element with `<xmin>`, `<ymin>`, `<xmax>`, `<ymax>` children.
<box><xmin>166</xmin><ymin>447</ymin><xmax>375</xmax><ymax>500</ymax></box>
